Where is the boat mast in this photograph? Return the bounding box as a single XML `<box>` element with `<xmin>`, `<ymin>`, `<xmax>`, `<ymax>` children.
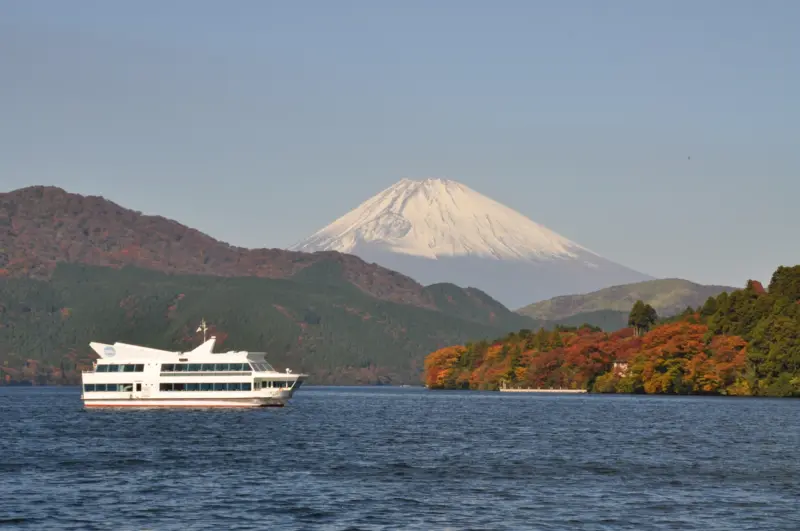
<box><xmin>196</xmin><ymin>318</ymin><xmax>209</xmax><ymax>343</ymax></box>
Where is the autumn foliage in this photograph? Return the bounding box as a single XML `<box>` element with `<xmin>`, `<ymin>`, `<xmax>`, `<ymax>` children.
<box><xmin>424</xmin><ymin>265</ymin><xmax>800</xmax><ymax>397</ymax></box>
<box><xmin>424</xmin><ymin>321</ymin><xmax>749</xmax><ymax>395</ymax></box>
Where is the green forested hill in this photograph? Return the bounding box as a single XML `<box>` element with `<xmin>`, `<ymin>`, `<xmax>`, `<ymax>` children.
<box><xmin>518</xmin><ymin>278</ymin><xmax>735</xmax><ymax>321</ymax></box>
<box><xmin>0</xmin><ymin>263</ymin><xmax>541</xmax><ymax>385</ymax></box>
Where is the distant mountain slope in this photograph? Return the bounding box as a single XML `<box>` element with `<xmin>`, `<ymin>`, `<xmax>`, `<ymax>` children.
<box><xmin>422</xmin><ymin>283</ymin><xmax>535</xmax><ymax>331</ymax></box>
<box><xmin>517</xmin><ymin>278</ymin><xmax>736</xmax><ymax>321</ymax></box>
<box><xmin>549</xmin><ymin>310</ymin><xmax>630</xmax><ymax>332</ymax></box>
<box><xmin>0</xmin><ymin>263</ymin><xmax>541</xmax><ymax>386</ymax></box>
<box><xmin>290</xmin><ymin>178</ymin><xmax>652</xmax><ymax>308</ymax></box>
<box><xmin>0</xmin><ymin>185</ymin><xmax>525</xmax><ymax>325</ymax></box>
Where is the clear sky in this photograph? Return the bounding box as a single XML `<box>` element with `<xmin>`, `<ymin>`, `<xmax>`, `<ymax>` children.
<box><xmin>1</xmin><ymin>0</ymin><xmax>798</xmax><ymax>288</ymax></box>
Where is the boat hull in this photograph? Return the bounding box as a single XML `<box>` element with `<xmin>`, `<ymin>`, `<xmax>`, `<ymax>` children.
<box><xmin>82</xmin><ymin>394</ymin><xmax>293</xmax><ymax>408</ymax></box>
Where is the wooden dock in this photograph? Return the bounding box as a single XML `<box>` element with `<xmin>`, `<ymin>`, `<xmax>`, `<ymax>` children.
<box><xmin>499</xmin><ymin>388</ymin><xmax>587</xmax><ymax>393</ymax></box>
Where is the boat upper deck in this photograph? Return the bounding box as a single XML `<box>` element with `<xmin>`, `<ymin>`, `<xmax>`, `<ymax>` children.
<box><xmin>91</xmin><ymin>336</ymin><xmax>269</xmax><ymax>363</ymax></box>
<box><xmin>85</xmin><ymin>336</ymin><xmax>302</xmax><ymax>377</ymax></box>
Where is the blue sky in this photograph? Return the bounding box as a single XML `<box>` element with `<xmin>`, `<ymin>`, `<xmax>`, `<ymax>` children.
<box><xmin>1</xmin><ymin>0</ymin><xmax>798</xmax><ymax>288</ymax></box>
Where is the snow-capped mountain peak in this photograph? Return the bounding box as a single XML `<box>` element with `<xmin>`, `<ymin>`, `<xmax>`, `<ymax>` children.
<box><xmin>290</xmin><ymin>178</ymin><xmax>593</xmax><ymax>261</ymax></box>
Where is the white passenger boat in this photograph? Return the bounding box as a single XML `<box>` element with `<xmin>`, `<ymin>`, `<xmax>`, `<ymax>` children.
<box><xmin>80</xmin><ymin>329</ymin><xmax>306</xmax><ymax>408</ymax></box>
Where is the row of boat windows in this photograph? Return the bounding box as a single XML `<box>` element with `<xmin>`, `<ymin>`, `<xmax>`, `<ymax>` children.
<box><xmin>96</xmin><ymin>364</ymin><xmax>145</xmax><ymax>373</ymax></box>
<box><xmin>161</xmin><ymin>363</ymin><xmax>251</xmax><ymax>372</ymax></box>
<box><xmin>93</xmin><ymin>362</ymin><xmax>275</xmax><ymax>373</ymax></box>
<box><xmin>258</xmin><ymin>380</ymin><xmax>291</xmax><ymax>389</ymax></box>
<box><xmin>84</xmin><ymin>383</ymin><xmax>136</xmax><ymax>392</ymax></box>
<box><xmin>83</xmin><ymin>382</ymin><xmax>292</xmax><ymax>392</ymax></box>
<box><xmin>160</xmin><ymin>382</ymin><xmax>252</xmax><ymax>392</ymax></box>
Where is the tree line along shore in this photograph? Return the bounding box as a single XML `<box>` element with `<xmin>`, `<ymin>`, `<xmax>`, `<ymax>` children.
<box><xmin>424</xmin><ymin>266</ymin><xmax>800</xmax><ymax>398</ymax></box>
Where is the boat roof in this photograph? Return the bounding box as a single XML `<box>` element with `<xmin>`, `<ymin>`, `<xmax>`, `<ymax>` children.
<box><xmin>89</xmin><ymin>337</ymin><xmax>270</xmax><ymax>363</ymax></box>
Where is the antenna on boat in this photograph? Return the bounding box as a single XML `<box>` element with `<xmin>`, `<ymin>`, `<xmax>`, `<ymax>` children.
<box><xmin>196</xmin><ymin>318</ymin><xmax>209</xmax><ymax>343</ymax></box>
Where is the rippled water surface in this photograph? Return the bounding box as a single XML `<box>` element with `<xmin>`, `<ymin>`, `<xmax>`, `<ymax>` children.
<box><xmin>1</xmin><ymin>387</ymin><xmax>798</xmax><ymax>530</ymax></box>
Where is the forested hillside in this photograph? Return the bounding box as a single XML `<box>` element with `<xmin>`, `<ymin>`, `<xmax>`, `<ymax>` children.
<box><xmin>517</xmin><ymin>278</ymin><xmax>734</xmax><ymax>321</ymax></box>
<box><xmin>425</xmin><ymin>265</ymin><xmax>800</xmax><ymax>397</ymax></box>
<box><xmin>0</xmin><ymin>264</ymin><xmax>540</xmax><ymax>386</ymax></box>
<box><xmin>0</xmin><ymin>185</ymin><xmax>507</xmax><ymax>311</ymax></box>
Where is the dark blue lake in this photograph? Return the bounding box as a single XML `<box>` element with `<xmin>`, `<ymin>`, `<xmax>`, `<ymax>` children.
<box><xmin>1</xmin><ymin>386</ymin><xmax>798</xmax><ymax>530</ymax></box>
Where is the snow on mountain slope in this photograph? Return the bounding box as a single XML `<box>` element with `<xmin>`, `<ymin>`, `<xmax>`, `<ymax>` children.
<box><xmin>290</xmin><ymin>178</ymin><xmax>653</xmax><ymax>307</ymax></box>
<box><xmin>293</xmin><ymin>178</ymin><xmax>593</xmax><ymax>261</ymax></box>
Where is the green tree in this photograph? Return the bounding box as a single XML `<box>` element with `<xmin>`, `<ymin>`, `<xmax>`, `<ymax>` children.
<box><xmin>700</xmin><ymin>296</ymin><xmax>718</xmax><ymax>319</ymax></box>
<box><xmin>531</xmin><ymin>328</ymin><xmax>549</xmax><ymax>351</ymax></box>
<box><xmin>768</xmin><ymin>265</ymin><xmax>800</xmax><ymax>302</ymax></box>
<box><xmin>628</xmin><ymin>300</ymin><xmax>658</xmax><ymax>337</ymax></box>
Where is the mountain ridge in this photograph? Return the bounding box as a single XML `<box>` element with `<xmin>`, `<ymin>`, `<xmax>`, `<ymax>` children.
<box><xmin>0</xmin><ymin>184</ymin><xmax>542</xmax><ymax>329</ymax></box>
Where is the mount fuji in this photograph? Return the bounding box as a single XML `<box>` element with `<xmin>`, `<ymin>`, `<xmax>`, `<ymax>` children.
<box><xmin>290</xmin><ymin>178</ymin><xmax>653</xmax><ymax>308</ymax></box>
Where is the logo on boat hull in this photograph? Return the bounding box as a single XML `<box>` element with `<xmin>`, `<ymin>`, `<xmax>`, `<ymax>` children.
<box><xmin>103</xmin><ymin>346</ymin><xmax>116</xmax><ymax>358</ymax></box>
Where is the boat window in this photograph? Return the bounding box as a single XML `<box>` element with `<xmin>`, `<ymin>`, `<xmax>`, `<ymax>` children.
<box><xmin>135</xmin><ymin>383</ymin><xmax>142</xmax><ymax>392</ymax></box>
<box><xmin>96</xmin><ymin>365</ymin><xmax>108</xmax><ymax>373</ymax></box>
<box><xmin>135</xmin><ymin>364</ymin><xmax>144</xmax><ymax>372</ymax></box>
<box><xmin>83</xmin><ymin>384</ymin><xmax>95</xmax><ymax>392</ymax></box>
<box><xmin>121</xmin><ymin>384</ymin><xmax>133</xmax><ymax>392</ymax></box>
<box><xmin>107</xmin><ymin>364</ymin><xmax>120</xmax><ymax>372</ymax></box>
<box><xmin>157</xmin><ymin>382</ymin><xmax>252</xmax><ymax>391</ymax></box>
<box><xmin>123</xmin><ymin>364</ymin><xmax>135</xmax><ymax>372</ymax></box>
<box><xmin>157</xmin><ymin>363</ymin><xmax>260</xmax><ymax>373</ymax></box>
<box><xmin>106</xmin><ymin>384</ymin><xmax>118</xmax><ymax>392</ymax></box>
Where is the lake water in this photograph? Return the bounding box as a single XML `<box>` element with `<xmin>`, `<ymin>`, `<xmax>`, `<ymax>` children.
<box><xmin>1</xmin><ymin>386</ymin><xmax>798</xmax><ymax>530</ymax></box>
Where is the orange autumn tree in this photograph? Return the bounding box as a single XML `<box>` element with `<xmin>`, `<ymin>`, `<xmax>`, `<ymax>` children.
<box><xmin>424</xmin><ymin>346</ymin><xmax>464</xmax><ymax>389</ymax></box>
